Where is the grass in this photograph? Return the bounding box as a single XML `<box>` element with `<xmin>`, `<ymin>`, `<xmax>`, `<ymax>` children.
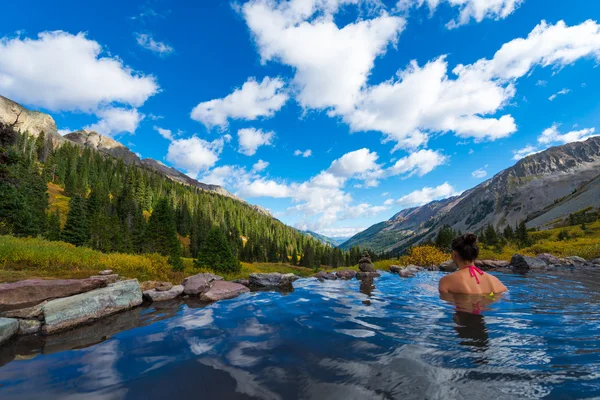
<box><xmin>47</xmin><ymin>182</ymin><xmax>70</xmax><ymax>227</ymax></box>
<box><xmin>0</xmin><ymin>235</ymin><xmax>319</xmax><ymax>284</ymax></box>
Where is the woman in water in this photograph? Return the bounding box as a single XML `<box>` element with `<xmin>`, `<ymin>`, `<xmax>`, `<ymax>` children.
<box><xmin>439</xmin><ymin>233</ymin><xmax>507</xmax><ymax>295</ymax></box>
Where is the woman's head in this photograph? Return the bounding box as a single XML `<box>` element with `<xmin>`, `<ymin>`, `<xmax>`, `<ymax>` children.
<box><xmin>451</xmin><ymin>232</ymin><xmax>479</xmax><ymax>263</ymax></box>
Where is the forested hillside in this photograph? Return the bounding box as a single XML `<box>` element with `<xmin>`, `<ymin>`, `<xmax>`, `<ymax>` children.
<box><xmin>0</xmin><ymin>121</ymin><xmax>364</xmax><ymax>273</ymax></box>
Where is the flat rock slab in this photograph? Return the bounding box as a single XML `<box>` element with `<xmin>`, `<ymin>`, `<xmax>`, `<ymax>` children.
<box><xmin>476</xmin><ymin>260</ymin><xmax>510</xmax><ymax>270</ymax></box>
<box><xmin>0</xmin><ymin>278</ymin><xmax>107</xmax><ymax>311</ymax></box>
<box><xmin>143</xmin><ymin>285</ymin><xmax>184</xmax><ymax>302</ymax></box>
<box><xmin>42</xmin><ymin>280</ymin><xmax>143</xmax><ymax>335</ymax></box>
<box><xmin>248</xmin><ymin>273</ymin><xmax>298</xmax><ymax>288</ymax></box>
<box><xmin>0</xmin><ymin>301</ymin><xmax>46</xmax><ymax>319</ymax></box>
<box><xmin>335</xmin><ymin>270</ymin><xmax>357</xmax><ymax>280</ymax></box>
<box><xmin>200</xmin><ymin>281</ymin><xmax>249</xmax><ymax>302</ymax></box>
<box><xmin>356</xmin><ymin>271</ymin><xmax>381</xmax><ymax>280</ymax></box>
<box><xmin>155</xmin><ymin>282</ymin><xmax>173</xmax><ymax>292</ymax></box>
<box><xmin>0</xmin><ymin>318</ymin><xmax>18</xmax><ymax>344</ymax></box>
<box><xmin>182</xmin><ymin>273</ymin><xmax>223</xmax><ymax>296</ymax></box>
<box><xmin>511</xmin><ymin>254</ymin><xmax>547</xmax><ymax>270</ymax></box>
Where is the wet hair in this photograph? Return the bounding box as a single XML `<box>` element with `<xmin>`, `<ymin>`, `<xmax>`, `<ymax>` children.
<box><xmin>451</xmin><ymin>233</ymin><xmax>479</xmax><ymax>262</ymax></box>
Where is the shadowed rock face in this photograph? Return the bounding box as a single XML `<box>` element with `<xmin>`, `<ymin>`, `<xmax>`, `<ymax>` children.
<box><xmin>0</xmin><ymin>278</ymin><xmax>107</xmax><ymax>311</ymax></box>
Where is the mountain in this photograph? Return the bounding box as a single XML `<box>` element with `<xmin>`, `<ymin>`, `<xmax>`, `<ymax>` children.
<box><xmin>303</xmin><ymin>231</ymin><xmax>344</xmax><ymax>247</ymax></box>
<box><xmin>342</xmin><ymin>137</ymin><xmax>600</xmax><ymax>253</ymax></box>
<box><xmin>0</xmin><ymin>96</ymin><xmax>272</xmax><ymax>216</ymax></box>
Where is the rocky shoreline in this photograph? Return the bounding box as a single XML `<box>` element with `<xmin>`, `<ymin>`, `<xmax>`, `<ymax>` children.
<box><xmin>1</xmin><ymin>252</ymin><xmax>597</xmax><ymax>346</ymax></box>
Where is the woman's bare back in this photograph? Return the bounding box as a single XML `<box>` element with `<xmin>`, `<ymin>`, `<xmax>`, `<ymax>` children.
<box><xmin>439</xmin><ymin>268</ymin><xmax>507</xmax><ymax>295</ymax></box>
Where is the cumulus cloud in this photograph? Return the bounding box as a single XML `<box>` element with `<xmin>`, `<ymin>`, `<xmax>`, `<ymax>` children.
<box><xmin>153</xmin><ymin>126</ymin><xmax>174</xmax><ymax>141</ymax></box>
<box><xmin>85</xmin><ymin>107</ymin><xmax>144</xmax><ymax>136</ymax></box>
<box><xmin>135</xmin><ymin>33</ymin><xmax>174</xmax><ymax>56</ymax></box>
<box><xmin>395</xmin><ymin>182</ymin><xmax>458</xmax><ymax>208</ymax></box>
<box><xmin>242</xmin><ymin>0</ymin><xmax>405</xmax><ymax>113</ymax></box>
<box><xmin>191</xmin><ymin>77</ymin><xmax>288</xmax><ymax>129</ymax></box>
<box><xmin>548</xmin><ymin>88</ymin><xmax>571</xmax><ymax>101</ymax></box>
<box><xmin>327</xmin><ymin>148</ymin><xmax>379</xmax><ymax>178</ymax></box>
<box><xmin>512</xmin><ymin>124</ymin><xmax>597</xmax><ymax>160</ymax></box>
<box><xmin>342</xmin><ymin>19</ymin><xmax>600</xmax><ymax>150</ymax></box>
<box><xmin>472</xmin><ymin>167</ymin><xmax>487</xmax><ymax>178</ymax></box>
<box><xmin>0</xmin><ymin>31</ymin><xmax>158</xmax><ymax>112</ymax></box>
<box><xmin>294</xmin><ymin>149</ymin><xmax>312</xmax><ymax>157</ymax></box>
<box><xmin>512</xmin><ymin>144</ymin><xmax>540</xmax><ymax>160</ymax></box>
<box><xmin>166</xmin><ymin>136</ymin><xmax>225</xmax><ymax>177</ymax></box>
<box><xmin>252</xmin><ymin>159</ymin><xmax>269</xmax><ymax>172</ymax></box>
<box><xmin>385</xmin><ymin>149</ymin><xmax>447</xmax><ymax>177</ymax></box>
<box><xmin>238</xmin><ymin>128</ymin><xmax>275</xmax><ymax>156</ymax></box>
<box><xmin>397</xmin><ymin>0</ymin><xmax>524</xmax><ymax>28</ymax></box>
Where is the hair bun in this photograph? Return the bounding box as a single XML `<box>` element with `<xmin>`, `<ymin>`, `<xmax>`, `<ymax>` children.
<box><xmin>464</xmin><ymin>233</ymin><xmax>477</xmax><ymax>245</ymax></box>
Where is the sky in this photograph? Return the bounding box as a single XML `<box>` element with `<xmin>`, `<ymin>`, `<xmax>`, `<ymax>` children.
<box><xmin>1</xmin><ymin>0</ymin><xmax>600</xmax><ymax>239</ymax></box>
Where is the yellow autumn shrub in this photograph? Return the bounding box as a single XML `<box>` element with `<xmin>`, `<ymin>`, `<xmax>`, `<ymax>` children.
<box><xmin>400</xmin><ymin>245</ymin><xmax>449</xmax><ymax>267</ymax></box>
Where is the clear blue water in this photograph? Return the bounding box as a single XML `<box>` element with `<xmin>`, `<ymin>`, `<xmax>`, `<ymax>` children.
<box><xmin>1</xmin><ymin>270</ymin><xmax>600</xmax><ymax>399</ymax></box>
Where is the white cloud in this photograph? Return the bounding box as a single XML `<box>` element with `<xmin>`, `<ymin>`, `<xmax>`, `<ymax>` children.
<box><xmin>238</xmin><ymin>179</ymin><xmax>292</xmax><ymax>198</ymax></box>
<box><xmin>327</xmin><ymin>148</ymin><xmax>379</xmax><ymax>178</ymax></box>
<box><xmin>238</xmin><ymin>128</ymin><xmax>275</xmax><ymax>156</ymax></box>
<box><xmin>536</xmin><ymin>80</ymin><xmax>547</xmax><ymax>86</ymax></box>
<box><xmin>548</xmin><ymin>88</ymin><xmax>571</xmax><ymax>101</ymax></box>
<box><xmin>154</xmin><ymin>126</ymin><xmax>174</xmax><ymax>141</ymax></box>
<box><xmin>395</xmin><ymin>182</ymin><xmax>458</xmax><ymax>208</ymax></box>
<box><xmin>242</xmin><ymin>0</ymin><xmax>405</xmax><ymax>113</ymax></box>
<box><xmin>85</xmin><ymin>107</ymin><xmax>144</xmax><ymax>136</ymax></box>
<box><xmin>472</xmin><ymin>167</ymin><xmax>487</xmax><ymax>178</ymax></box>
<box><xmin>294</xmin><ymin>149</ymin><xmax>312</xmax><ymax>157</ymax></box>
<box><xmin>398</xmin><ymin>0</ymin><xmax>524</xmax><ymax>28</ymax></box>
<box><xmin>384</xmin><ymin>198</ymin><xmax>394</xmax><ymax>205</ymax></box>
<box><xmin>135</xmin><ymin>33</ymin><xmax>174</xmax><ymax>56</ymax></box>
<box><xmin>58</xmin><ymin>128</ymin><xmax>72</xmax><ymax>136</ymax></box>
<box><xmin>512</xmin><ymin>144</ymin><xmax>541</xmax><ymax>160</ymax></box>
<box><xmin>386</xmin><ymin>149</ymin><xmax>447</xmax><ymax>177</ymax></box>
<box><xmin>315</xmin><ymin>226</ymin><xmax>365</xmax><ymax>238</ymax></box>
<box><xmin>252</xmin><ymin>159</ymin><xmax>269</xmax><ymax>172</ymax></box>
<box><xmin>190</xmin><ymin>76</ymin><xmax>288</xmax><ymax>129</ymax></box>
<box><xmin>0</xmin><ymin>31</ymin><xmax>158</xmax><ymax>112</ymax></box>
<box><xmin>343</xmin><ymin>20</ymin><xmax>600</xmax><ymax>150</ymax></box>
<box><xmin>538</xmin><ymin>124</ymin><xmax>596</xmax><ymax>145</ymax></box>
<box><xmin>166</xmin><ymin>136</ymin><xmax>225</xmax><ymax>177</ymax></box>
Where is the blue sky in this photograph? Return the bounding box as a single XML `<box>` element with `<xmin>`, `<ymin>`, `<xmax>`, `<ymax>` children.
<box><xmin>2</xmin><ymin>0</ymin><xmax>600</xmax><ymax>238</ymax></box>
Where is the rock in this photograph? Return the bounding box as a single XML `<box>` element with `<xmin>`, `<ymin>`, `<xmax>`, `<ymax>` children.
<box><xmin>0</xmin><ymin>318</ymin><xmax>19</xmax><ymax>344</ymax></box>
<box><xmin>0</xmin><ymin>278</ymin><xmax>107</xmax><ymax>311</ymax></box>
<box><xmin>141</xmin><ymin>281</ymin><xmax>159</xmax><ymax>291</ymax></box>
<box><xmin>389</xmin><ymin>265</ymin><xmax>402</xmax><ymax>273</ymax></box>
<box><xmin>42</xmin><ymin>280</ymin><xmax>143</xmax><ymax>334</ymax></box>
<box><xmin>98</xmin><ymin>270</ymin><xmax>113</xmax><ymax>276</ymax></box>
<box><xmin>155</xmin><ymin>282</ymin><xmax>173</xmax><ymax>292</ymax></box>
<box><xmin>511</xmin><ymin>254</ymin><xmax>547</xmax><ymax>270</ymax></box>
<box><xmin>536</xmin><ymin>253</ymin><xmax>561</xmax><ymax>265</ymax></box>
<box><xmin>405</xmin><ymin>264</ymin><xmax>424</xmax><ymax>273</ymax></box>
<box><xmin>399</xmin><ymin>269</ymin><xmax>415</xmax><ymax>278</ymax></box>
<box><xmin>590</xmin><ymin>258</ymin><xmax>600</xmax><ymax>266</ymax></box>
<box><xmin>564</xmin><ymin>256</ymin><xmax>587</xmax><ymax>264</ymax></box>
<box><xmin>18</xmin><ymin>320</ymin><xmax>41</xmax><ymax>335</ymax></box>
<box><xmin>315</xmin><ymin>271</ymin><xmax>337</xmax><ymax>280</ymax></box>
<box><xmin>200</xmin><ymin>281</ymin><xmax>250</xmax><ymax>302</ymax></box>
<box><xmin>90</xmin><ymin>274</ymin><xmax>119</xmax><ymax>284</ymax></box>
<box><xmin>143</xmin><ymin>285</ymin><xmax>184</xmax><ymax>302</ymax></box>
<box><xmin>356</xmin><ymin>271</ymin><xmax>381</xmax><ymax>280</ymax></box>
<box><xmin>358</xmin><ymin>252</ymin><xmax>375</xmax><ymax>272</ymax></box>
<box><xmin>475</xmin><ymin>260</ymin><xmax>510</xmax><ymax>270</ymax></box>
<box><xmin>182</xmin><ymin>273</ymin><xmax>223</xmax><ymax>296</ymax></box>
<box><xmin>335</xmin><ymin>270</ymin><xmax>357</xmax><ymax>280</ymax></box>
<box><xmin>439</xmin><ymin>260</ymin><xmax>458</xmax><ymax>272</ymax></box>
<box><xmin>232</xmin><ymin>279</ymin><xmax>250</xmax><ymax>287</ymax></box>
<box><xmin>0</xmin><ymin>301</ymin><xmax>46</xmax><ymax>319</ymax></box>
<box><xmin>248</xmin><ymin>273</ymin><xmax>298</xmax><ymax>288</ymax></box>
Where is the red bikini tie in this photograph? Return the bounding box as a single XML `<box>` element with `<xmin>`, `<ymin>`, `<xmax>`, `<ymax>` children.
<box><xmin>468</xmin><ymin>265</ymin><xmax>485</xmax><ymax>284</ymax></box>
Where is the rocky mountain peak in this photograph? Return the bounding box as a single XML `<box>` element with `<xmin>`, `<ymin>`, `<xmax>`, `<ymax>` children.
<box><xmin>0</xmin><ymin>95</ymin><xmax>63</xmax><ymax>147</ymax></box>
<box><xmin>64</xmin><ymin>129</ymin><xmax>142</xmax><ymax>165</ymax></box>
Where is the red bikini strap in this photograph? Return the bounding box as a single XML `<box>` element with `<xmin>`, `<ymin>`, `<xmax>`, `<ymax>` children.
<box><xmin>468</xmin><ymin>265</ymin><xmax>484</xmax><ymax>285</ymax></box>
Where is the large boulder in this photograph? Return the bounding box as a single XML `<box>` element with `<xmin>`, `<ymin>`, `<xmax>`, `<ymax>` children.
<box><xmin>439</xmin><ymin>260</ymin><xmax>458</xmax><ymax>272</ymax></box>
<box><xmin>181</xmin><ymin>273</ymin><xmax>223</xmax><ymax>296</ymax></box>
<box><xmin>0</xmin><ymin>318</ymin><xmax>18</xmax><ymax>344</ymax></box>
<box><xmin>200</xmin><ymin>281</ymin><xmax>249</xmax><ymax>302</ymax></box>
<box><xmin>358</xmin><ymin>252</ymin><xmax>375</xmax><ymax>272</ymax></box>
<box><xmin>536</xmin><ymin>253</ymin><xmax>561</xmax><ymax>265</ymax></box>
<box><xmin>143</xmin><ymin>285</ymin><xmax>184</xmax><ymax>302</ymax></box>
<box><xmin>248</xmin><ymin>273</ymin><xmax>298</xmax><ymax>288</ymax></box>
<box><xmin>0</xmin><ymin>278</ymin><xmax>107</xmax><ymax>311</ymax></box>
<box><xmin>511</xmin><ymin>254</ymin><xmax>547</xmax><ymax>270</ymax></box>
<box><xmin>356</xmin><ymin>271</ymin><xmax>381</xmax><ymax>280</ymax></box>
<box><xmin>389</xmin><ymin>265</ymin><xmax>402</xmax><ymax>273</ymax></box>
<box><xmin>315</xmin><ymin>271</ymin><xmax>337</xmax><ymax>280</ymax></box>
<box><xmin>335</xmin><ymin>270</ymin><xmax>357</xmax><ymax>280</ymax></box>
<box><xmin>399</xmin><ymin>269</ymin><xmax>415</xmax><ymax>278</ymax></box>
<box><xmin>42</xmin><ymin>279</ymin><xmax>143</xmax><ymax>334</ymax></box>
<box><xmin>564</xmin><ymin>256</ymin><xmax>587</xmax><ymax>265</ymax></box>
<box><xmin>405</xmin><ymin>265</ymin><xmax>424</xmax><ymax>273</ymax></box>
<box><xmin>233</xmin><ymin>279</ymin><xmax>250</xmax><ymax>287</ymax></box>
<box><xmin>475</xmin><ymin>260</ymin><xmax>510</xmax><ymax>270</ymax></box>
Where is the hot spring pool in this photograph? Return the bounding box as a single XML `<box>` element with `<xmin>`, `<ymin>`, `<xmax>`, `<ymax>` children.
<box><xmin>1</xmin><ymin>269</ymin><xmax>600</xmax><ymax>399</ymax></box>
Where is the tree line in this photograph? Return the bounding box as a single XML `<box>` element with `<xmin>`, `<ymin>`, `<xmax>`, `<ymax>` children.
<box><xmin>0</xmin><ymin>122</ymin><xmax>372</xmax><ymax>273</ymax></box>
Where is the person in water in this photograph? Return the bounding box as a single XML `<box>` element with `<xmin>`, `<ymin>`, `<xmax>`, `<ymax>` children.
<box><xmin>439</xmin><ymin>233</ymin><xmax>507</xmax><ymax>295</ymax></box>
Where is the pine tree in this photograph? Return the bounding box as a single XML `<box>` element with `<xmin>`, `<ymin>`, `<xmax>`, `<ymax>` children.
<box><xmin>45</xmin><ymin>209</ymin><xmax>61</xmax><ymax>241</ymax></box>
<box><xmin>195</xmin><ymin>227</ymin><xmax>240</xmax><ymax>274</ymax></box>
<box><xmin>290</xmin><ymin>247</ymin><xmax>298</xmax><ymax>265</ymax></box>
<box><xmin>61</xmin><ymin>195</ymin><xmax>89</xmax><ymax>246</ymax></box>
<box><xmin>146</xmin><ymin>198</ymin><xmax>183</xmax><ymax>271</ymax></box>
<box><xmin>516</xmin><ymin>220</ymin><xmax>531</xmax><ymax>248</ymax></box>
